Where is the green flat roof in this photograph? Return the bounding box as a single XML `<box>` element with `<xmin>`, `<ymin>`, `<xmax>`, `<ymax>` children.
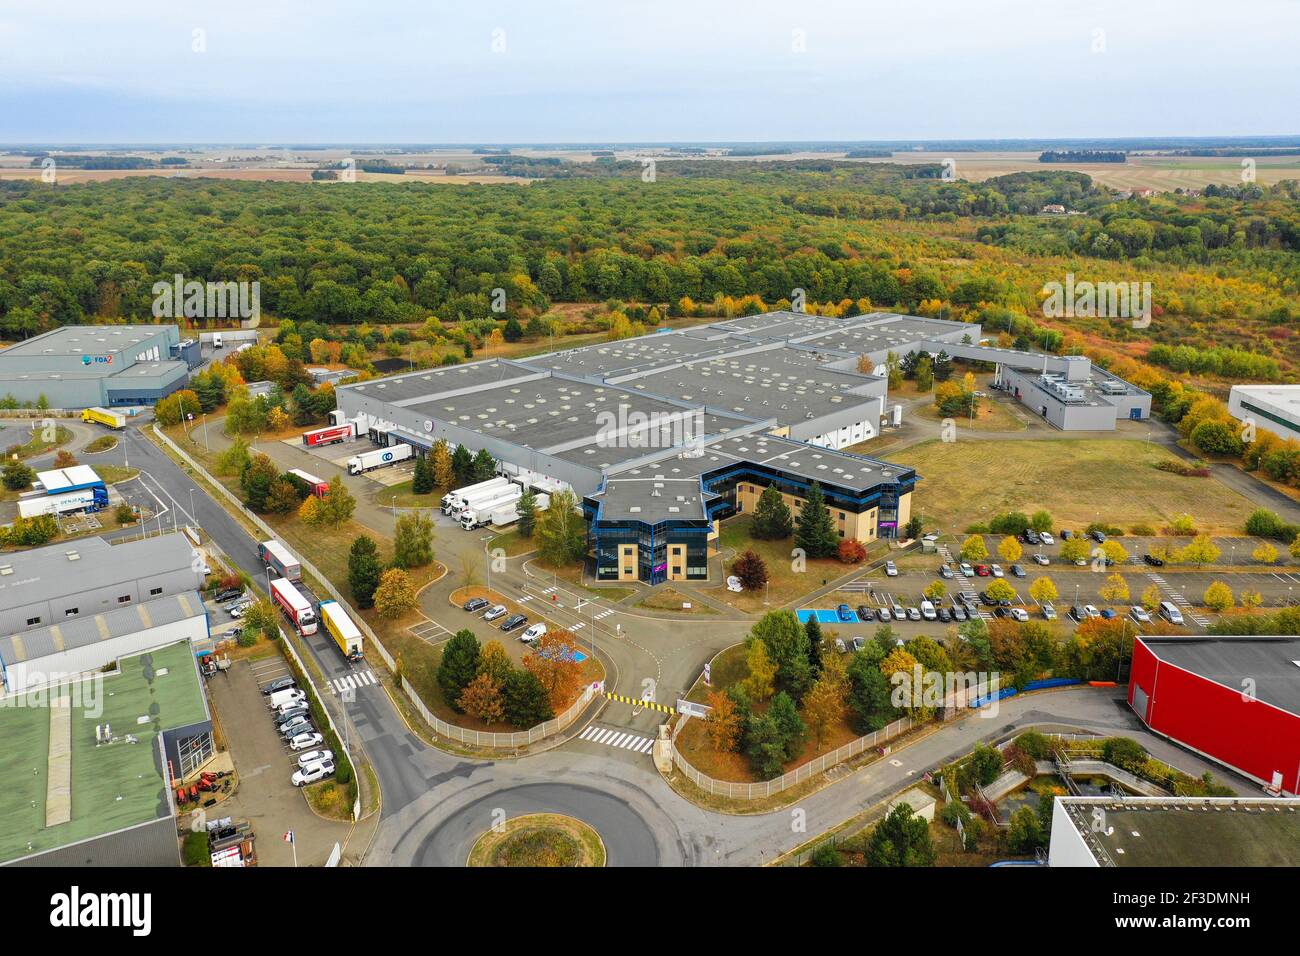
<box><xmin>1068</xmin><ymin>801</ymin><xmax>1300</xmax><ymax>867</ymax></box>
<box><xmin>0</xmin><ymin>640</ymin><xmax>207</xmax><ymax>865</ymax></box>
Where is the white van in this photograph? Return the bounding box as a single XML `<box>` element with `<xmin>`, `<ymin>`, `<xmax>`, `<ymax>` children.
<box><xmin>1158</xmin><ymin>601</ymin><xmax>1184</xmax><ymax>625</ymax></box>
<box><xmin>267</xmin><ymin>688</ymin><xmax>305</xmax><ymax>710</ymax></box>
<box><xmin>520</xmin><ymin>622</ymin><xmax>547</xmax><ymax>644</ymax></box>
<box><xmin>920</xmin><ymin>600</ymin><xmax>937</xmax><ymax>621</ymax></box>
<box><xmin>212</xmin><ymin>332</ymin><xmax>223</xmax><ymax>349</ymax></box>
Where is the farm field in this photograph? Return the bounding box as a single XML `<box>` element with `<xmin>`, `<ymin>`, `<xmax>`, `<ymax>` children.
<box><xmin>891</xmin><ymin>438</ymin><xmax>1258</xmax><ymax>535</ymax></box>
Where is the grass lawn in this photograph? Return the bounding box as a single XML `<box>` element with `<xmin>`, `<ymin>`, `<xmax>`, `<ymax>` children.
<box><xmin>94</xmin><ymin>464</ymin><xmax>138</xmax><ymax>484</ymax></box>
<box><xmin>488</xmin><ymin>528</ymin><xmax>537</xmax><ymax>557</ymax></box>
<box><xmin>635</xmin><ymin>587</ymin><xmax>719</xmax><ymax>615</ymax></box>
<box><xmin>892</xmin><ymin>438</ymin><xmax>1259</xmax><ymax>535</ymax></box>
<box><xmin>467</xmin><ymin>813</ymin><xmax>605</xmax><ymax>867</ymax></box>
<box><xmin>84</xmin><ymin>435</ymin><xmax>119</xmax><ymax>454</ymax></box>
<box><xmin>4</xmin><ymin>424</ymin><xmax>72</xmax><ymax>459</ymax></box>
<box><xmin>530</xmin><ymin>555</ymin><xmax>637</xmax><ymax>602</ymax></box>
<box><xmin>368</xmin><ymin>478</ymin><xmax>444</xmax><ymax>511</ymax></box>
<box><xmin>717</xmin><ymin>515</ymin><xmax>860</xmax><ymax>613</ymax></box>
<box><xmin>303</xmin><ymin>779</ymin><xmax>353</xmax><ymax>820</ymax></box>
<box><xmin>912</xmin><ymin>395</ymin><xmax>1027</xmax><ymax>432</ymax></box>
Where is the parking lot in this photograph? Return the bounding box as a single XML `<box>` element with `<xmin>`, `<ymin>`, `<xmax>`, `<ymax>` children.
<box><xmin>205</xmin><ymin>657</ymin><xmax>350</xmax><ymax>866</ymax></box>
<box><xmin>288</xmin><ymin>434</ymin><xmax>417</xmax><ymax>487</ymax></box>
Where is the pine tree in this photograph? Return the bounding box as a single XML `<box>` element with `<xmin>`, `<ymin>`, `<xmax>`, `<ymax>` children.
<box><xmin>411</xmin><ymin>455</ymin><xmax>434</xmax><ymax>495</ymax></box>
<box><xmin>451</xmin><ymin>444</ymin><xmax>473</xmax><ymax>485</ymax></box>
<box><xmin>471</xmin><ymin>448</ymin><xmax>496</xmax><ymax>482</ymax></box>
<box><xmin>516</xmin><ymin>487</ymin><xmax>538</xmax><ymax>538</ymax></box>
<box><xmin>804</xmin><ymin>616</ymin><xmax>824</xmax><ymax>676</ymax></box>
<box><xmin>795</xmin><ymin>481</ymin><xmax>839</xmax><ymax>559</ymax></box>
<box><xmin>751</xmin><ymin>485</ymin><xmax>793</xmax><ymax>539</ymax></box>
<box><xmin>348</xmin><ymin>535</ymin><xmax>381</xmax><ymax>609</ymax></box>
<box><xmin>437</xmin><ymin>629</ymin><xmax>481</xmax><ymax>712</ymax></box>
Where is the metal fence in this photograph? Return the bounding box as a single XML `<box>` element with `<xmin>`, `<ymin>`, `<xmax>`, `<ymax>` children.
<box><xmin>155</xmin><ymin>424</ymin><xmax>588</xmax><ymax>753</ymax></box>
<box><xmin>669</xmin><ymin>713</ymin><xmax>917</xmax><ymax>801</ymax></box>
<box><xmin>399</xmin><ymin>677</ymin><xmax>597</xmax><ymax>750</ymax></box>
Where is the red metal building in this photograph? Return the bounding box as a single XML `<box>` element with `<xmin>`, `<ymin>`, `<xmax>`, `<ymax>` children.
<box><xmin>1129</xmin><ymin>636</ymin><xmax>1300</xmax><ymax>795</ymax></box>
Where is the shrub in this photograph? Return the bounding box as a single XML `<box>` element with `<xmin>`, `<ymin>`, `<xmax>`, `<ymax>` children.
<box><xmin>837</xmin><ymin>539</ymin><xmax>868</xmax><ymax>564</ymax></box>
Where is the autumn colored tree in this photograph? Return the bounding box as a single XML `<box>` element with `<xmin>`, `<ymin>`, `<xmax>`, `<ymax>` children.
<box><xmin>1028</xmin><ymin>576</ymin><xmax>1058</xmax><ymax>605</ymax></box>
<box><xmin>477</xmin><ymin>640</ymin><xmax>513</xmax><ymax>684</ymax></box>
<box><xmin>1140</xmin><ymin>583</ymin><xmax>1162</xmax><ymax>610</ymax></box>
<box><xmin>524</xmin><ymin>629</ymin><xmax>586</xmax><ymax>712</ymax></box>
<box><xmin>1252</xmin><ymin>541</ymin><xmax>1278</xmax><ymax>564</ymax></box>
<box><xmin>837</xmin><ymin>538</ymin><xmax>868</xmax><ymax>564</ymax></box>
<box><xmin>1203</xmin><ymin>581</ymin><xmax>1234</xmax><ymax>611</ymax></box>
<box><xmin>984</xmin><ymin>579</ymin><xmax>1016</xmax><ymax>603</ymax></box>
<box><xmin>266</xmin><ymin>477</ymin><xmax>300</xmax><ymax>514</ymax></box>
<box><xmin>430</xmin><ymin>439</ymin><xmax>455</xmax><ymax>490</ymax></box>
<box><xmin>1098</xmin><ymin>573</ymin><xmax>1130</xmax><ymax>604</ymax></box>
<box><xmin>741</xmin><ymin>639</ymin><xmax>778</xmax><ymax>701</ymax></box>
<box><xmin>731</xmin><ymin>549</ymin><xmax>768</xmax><ymax>590</ymax></box>
<box><xmin>458</xmin><ymin>673</ymin><xmax>505</xmax><ymax>724</ymax></box>
<box><xmin>704</xmin><ymin>690</ymin><xmax>741</xmax><ymax>753</ymax></box>
<box><xmin>1179</xmin><ymin>534</ymin><xmax>1221</xmax><ymax>567</ymax></box>
<box><xmin>374</xmin><ymin>568</ymin><xmax>417</xmax><ymax>619</ymax></box>
<box><xmin>802</xmin><ymin>665</ymin><xmax>848</xmax><ymax>747</ymax></box>
<box><xmin>997</xmin><ymin>536</ymin><xmax>1022</xmax><ymax>564</ymax></box>
<box><xmin>960</xmin><ymin>535</ymin><xmax>988</xmax><ymax>562</ymax></box>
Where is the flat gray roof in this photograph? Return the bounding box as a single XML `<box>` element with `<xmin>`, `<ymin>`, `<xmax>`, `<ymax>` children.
<box><xmin>0</xmin><ymin>325</ymin><xmax>174</xmax><ymax>358</ymax></box>
<box><xmin>1060</xmin><ymin>797</ymin><xmax>1300</xmax><ymax>867</ymax></box>
<box><xmin>1142</xmin><ymin>636</ymin><xmax>1300</xmax><ymax>717</ymax></box>
<box><xmin>0</xmin><ymin>534</ymin><xmax>196</xmax><ymax>616</ymax></box>
<box><xmin>0</xmin><ymin>590</ymin><xmax>206</xmax><ymax>664</ymax></box>
<box><xmin>340</xmin><ymin>359</ymin><xmax>538</xmax><ymax>404</ymax></box>
<box><xmin>524</xmin><ymin>333</ymin><xmax>748</xmax><ymax>378</ymax></box>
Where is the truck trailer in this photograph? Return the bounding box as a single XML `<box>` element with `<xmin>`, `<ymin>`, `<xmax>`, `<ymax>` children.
<box><xmin>447</xmin><ymin>478</ymin><xmax>514</xmax><ymax>517</ymax></box>
<box><xmin>286</xmin><ymin>468</ymin><xmax>329</xmax><ymax>498</ymax></box>
<box><xmin>441</xmin><ymin>475</ymin><xmax>509</xmax><ymax>514</ymax></box>
<box><xmin>347</xmin><ymin>443</ymin><xmax>412</xmax><ymax>475</ymax></box>
<box><xmin>259</xmin><ymin>539</ymin><xmax>302</xmax><ymax>582</ymax></box>
<box><xmin>17</xmin><ymin>486</ymin><xmax>108</xmax><ymax>518</ymax></box>
<box><xmin>302</xmin><ymin>423</ymin><xmax>355</xmax><ymax>447</ymax></box>
<box><xmin>319</xmin><ymin>600</ymin><xmax>364</xmax><ymax>662</ymax></box>
<box><xmin>458</xmin><ymin>488</ymin><xmax>523</xmax><ymax>529</ymax></box>
<box><xmin>82</xmin><ymin>407</ymin><xmax>127</xmax><ymax>429</ymax></box>
<box><xmin>270</xmin><ymin>578</ymin><xmax>318</xmax><ymax>636</ymax></box>
<box><xmin>481</xmin><ymin>493</ymin><xmax>549</xmax><ymax>530</ymax></box>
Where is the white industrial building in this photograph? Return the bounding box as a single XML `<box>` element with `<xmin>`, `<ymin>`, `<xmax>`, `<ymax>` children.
<box><xmin>1228</xmin><ymin>385</ymin><xmax>1300</xmax><ymax>444</ymax></box>
<box><xmin>0</xmin><ymin>533</ymin><xmax>208</xmax><ymax>693</ymax></box>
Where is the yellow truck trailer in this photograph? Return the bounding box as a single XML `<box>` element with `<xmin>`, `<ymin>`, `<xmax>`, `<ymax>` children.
<box><xmin>81</xmin><ymin>406</ymin><xmax>127</xmax><ymax>429</ymax></box>
<box><xmin>320</xmin><ymin>600</ymin><xmax>364</xmax><ymax>662</ymax></box>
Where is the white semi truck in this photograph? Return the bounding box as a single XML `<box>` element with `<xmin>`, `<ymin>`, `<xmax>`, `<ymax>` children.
<box><xmin>346</xmin><ymin>443</ymin><xmax>413</xmax><ymax>475</ymax></box>
<box><xmin>458</xmin><ymin>487</ymin><xmax>523</xmax><ymax>529</ymax></box>
<box><xmin>441</xmin><ymin>475</ymin><xmax>510</xmax><ymax>515</ymax></box>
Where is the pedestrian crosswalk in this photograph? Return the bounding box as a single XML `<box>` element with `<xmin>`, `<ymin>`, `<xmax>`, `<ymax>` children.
<box><xmin>331</xmin><ymin>670</ymin><xmax>378</xmax><ymax>694</ymax></box>
<box><xmin>593</xmin><ymin>608</ymin><xmax>616</xmax><ymax>620</ymax></box>
<box><xmin>578</xmin><ymin>724</ymin><xmax>655</xmax><ymax>754</ymax></box>
<box><xmin>1146</xmin><ymin>573</ymin><xmax>1211</xmax><ymax>626</ymax></box>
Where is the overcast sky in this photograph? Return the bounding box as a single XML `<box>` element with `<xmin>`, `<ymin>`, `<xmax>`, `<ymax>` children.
<box><xmin>1</xmin><ymin>0</ymin><xmax>1296</xmax><ymax>143</ymax></box>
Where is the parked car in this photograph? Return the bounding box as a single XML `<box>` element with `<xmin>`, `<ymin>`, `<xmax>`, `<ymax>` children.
<box><xmin>288</xmin><ymin>731</ymin><xmax>324</xmax><ymax>751</ymax></box>
<box><xmin>850</xmin><ymin>637</ymin><xmax>866</xmax><ymax>653</ymax></box>
<box><xmin>920</xmin><ymin>600</ymin><xmax>937</xmax><ymax>621</ymax></box>
<box><xmin>1069</xmin><ymin>605</ymin><xmax>1087</xmax><ymax>622</ymax></box>
<box><xmin>951</xmin><ymin>605</ymin><xmax>968</xmax><ymax>622</ymax></box>
<box><xmin>993</xmin><ymin>606</ymin><xmax>1012</xmax><ymax>619</ymax></box>
<box><xmin>1088</xmin><ymin>530</ymin><xmax>1107</xmax><ymax>543</ymax></box>
<box><xmin>937</xmin><ymin>607</ymin><xmax>952</xmax><ymax>623</ymax></box>
<box><xmin>1130</xmin><ymin>606</ymin><xmax>1151</xmax><ymax>624</ymax></box>
<box><xmin>990</xmin><ymin>564</ymin><xmax>1004</xmax><ymax>578</ymax></box>
<box><xmin>228</xmin><ymin>601</ymin><xmax>254</xmax><ymax>618</ymax></box>
<box><xmin>1039</xmin><ymin>532</ymin><xmax>1055</xmax><ymax>545</ymax></box>
<box><xmin>499</xmin><ymin>613</ymin><xmax>528</xmax><ymax>632</ymax></box>
<box><xmin>1100</xmin><ymin>608</ymin><xmax>1118</xmax><ymax>620</ymax></box>
<box><xmin>519</xmin><ymin>622</ymin><xmax>547</xmax><ymax>644</ymax></box>
<box><xmin>939</xmin><ymin>564</ymin><xmax>954</xmax><ymax>579</ymax></box>
<box><xmin>213</xmin><ymin>587</ymin><xmax>243</xmax><ymax>603</ymax></box>
<box><xmin>1042</xmin><ymin>603</ymin><xmax>1058</xmax><ymax>620</ymax></box>
<box><xmin>1022</xmin><ymin>530</ymin><xmax>1041</xmax><ymax>545</ymax></box>
<box><xmin>279</xmin><ymin>717</ymin><xmax>312</xmax><ymax>739</ymax></box>
<box><xmin>876</xmin><ymin>607</ymin><xmax>891</xmax><ymax>622</ymax></box>
<box><xmin>1060</xmin><ymin>529</ymin><xmax>1074</xmax><ymax>540</ymax></box>
<box><xmin>980</xmin><ymin>590</ymin><xmax>998</xmax><ymax>606</ymax></box>
<box><xmin>857</xmin><ymin>605</ymin><xmax>873</xmax><ymax>622</ymax></box>
<box><xmin>275</xmin><ymin>705</ymin><xmax>309</xmax><ymax>723</ymax></box>
<box><xmin>292</xmin><ymin>759</ymin><xmax>336</xmax><ymax>787</ymax></box>
<box><xmin>296</xmin><ymin>749</ymin><xmax>334</xmax><ymax>770</ymax></box>
<box><xmin>463</xmin><ymin>597</ymin><xmax>490</xmax><ymax>613</ymax></box>
<box><xmin>1083</xmin><ymin>604</ymin><xmax>1101</xmax><ymax>619</ymax></box>
<box><xmin>834</xmin><ymin>638</ymin><xmax>848</xmax><ymax>655</ymax></box>
<box><xmin>891</xmin><ymin>605</ymin><xmax>906</xmax><ymax>621</ymax></box>
<box><xmin>1010</xmin><ymin>564</ymin><xmax>1026</xmax><ymax>577</ymax></box>
<box><xmin>482</xmin><ymin>604</ymin><xmax>508</xmax><ymax>622</ymax></box>
<box><xmin>906</xmin><ymin>606</ymin><xmax>921</xmax><ymax>621</ymax></box>
<box><xmin>1032</xmin><ymin>553</ymin><xmax>1050</xmax><ymax>566</ymax></box>
<box><xmin>262</xmin><ymin>677</ymin><xmax>296</xmax><ymax>696</ymax></box>
<box><xmin>974</xmin><ymin>564</ymin><xmax>991</xmax><ymax>577</ymax></box>
<box><xmin>1009</xmin><ymin>607</ymin><xmax>1029</xmax><ymax>622</ymax></box>
<box><xmin>1159</xmin><ymin>601</ymin><xmax>1184</xmax><ymax>625</ymax></box>
<box><xmin>884</xmin><ymin>561</ymin><xmax>898</xmax><ymax>577</ymax></box>
<box><xmin>959</xmin><ymin>562</ymin><xmax>975</xmax><ymax>577</ymax></box>
<box><xmin>836</xmin><ymin>604</ymin><xmax>855</xmax><ymax>623</ymax></box>
<box><xmin>1143</xmin><ymin>554</ymin><xmax>1165</xmax><ymax>567</ymax></box>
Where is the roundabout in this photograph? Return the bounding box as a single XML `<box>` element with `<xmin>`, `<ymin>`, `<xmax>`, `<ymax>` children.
<box><xmin>467</xmin><ymin>812</ymin><xmax>605</xmax><ymax>867</ymax></box>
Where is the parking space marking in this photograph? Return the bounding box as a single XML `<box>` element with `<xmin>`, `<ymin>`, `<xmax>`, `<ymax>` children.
<box><xmin>578</xmin><ymin>724</ymin><xmax>656</xmax><ymax>754</ymax></box>
<box><xmin>409</xmin><ymin>618</ymin><xmax>451</xmax><ymax>643</ymax></box>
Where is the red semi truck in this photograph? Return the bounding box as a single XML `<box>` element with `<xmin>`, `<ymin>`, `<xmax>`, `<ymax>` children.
<box><xmin>302</xmin><ymin>423</ymin><xmax>355</xmax><ymax>447</ymax></box>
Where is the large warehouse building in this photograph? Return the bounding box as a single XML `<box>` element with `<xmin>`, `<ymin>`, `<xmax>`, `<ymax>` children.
<box><xmin>334</xmin><ymin>309</ymin><xmax>1147</xmax><ymax>584</ymax></box>
<box><xmin>1</xmin><ymin>640</ymin><xmax>213</xmax><ymax>867</ymax></box>
<box><xmin>0</xmin><ymin>533</ymin><xmax>209</xmax><ymax>693</ymax></box>
<box><xmin>1128</xmin><ymin>636</ymin><xmax>1300</xmax><ymax>796</ymax></box>
<box><xmin>1228</xmin><ymin>384</ymin><xmax>1300</xmax><ymax>444</ymax></box>
<box><xmin>0</xmin><ymin>324</ymin><xmax>197</xmax><ymax>408</ymax></box>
